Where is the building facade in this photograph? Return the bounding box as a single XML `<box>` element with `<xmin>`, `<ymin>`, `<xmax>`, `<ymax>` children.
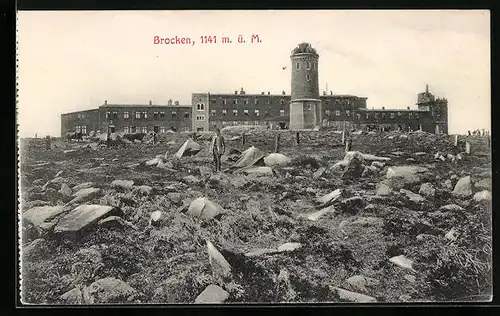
<box><xmin>61</xmin><ymin>42</ymin><xmax>449</xmax><ymax>136</ymax></box>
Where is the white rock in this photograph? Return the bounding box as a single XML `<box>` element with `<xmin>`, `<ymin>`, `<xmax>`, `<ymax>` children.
<box><xmin>345</xmin><ymin>275</ymin><xmax>380</xmax><ymax>292</ymax></box>
<box><xmin>195</xmin><ymin>284</ymin><xmax>229</xmax><ymax>303</ymax></box>
<box><xmin>302</xmin><ymin>205</ymin><xmax>335</xmax><ymax>221</ymax></box>
<box><xmin>277</xmin><ymin>242</ymin><xmax>302</xmax><ymax>252</ymax></box>
<box><xmin>473</xmin><ymin>190</ymin><xmax>492</xmax><ymax>202</ymax></box>
<box><xmin>419</xmin><ymin>183</ymin><xmax>435</xmax><ymax>197</ymax></box>
<box><xmin>206</xmin><ymin>240</ymin><xmax>232</xmax><ymax>279</ymax></box>
<box><xmin>264</xmin><ymin>153</ymin><xmax>292</xmax><ymax>167</ymax></box>
<box><xmin>376</xmin><ymin>183</ymin><xmax>392</xmax><ymax>196</ymax></box>
<box><xmin>111</xmin><ymin>180</ymin><xmax>135</xmax><ymax>189</ymax></box>
<box><xmin>440</xmin><ymin>204</ymin><xmax>465</xmax><ymax>212</ymax></box>
<box><xmin>445</xmin><ymin>228</ymin><xmax>459</xmax><ymax>241</ymax></box>
<box><xmin>317</xmin><ymin>189</ymin><xmax>342</xmax><ymax>205</ymax></box>
<box><xmin>389</xmin><ymin>255</ymin><xmax>416</xmax><ymax>272</ymax></box>
<box><xmin>187</xmin><ymin>197</ymin><xmax>224</xmax><ymax>220</ymax></box>
<box><xmin>400</xmin><ymin>189</ymin><xmax>425</xmax><ymax>203</ymax></box>
<box><xmin>452</xmin><ymin>176</ymin><xmax>473</xmax><ymax>198</ymax></box>
<box><xmin>333</xmin><ymin>287</ymin><xmax>377</xmax><ymax>303</ymax></box>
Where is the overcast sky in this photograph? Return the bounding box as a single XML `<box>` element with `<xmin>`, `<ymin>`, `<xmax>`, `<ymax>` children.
<box><xmin>18</xmin><ymin>10</ymin><xmax>490</xmax><ymax>137</ymax></box>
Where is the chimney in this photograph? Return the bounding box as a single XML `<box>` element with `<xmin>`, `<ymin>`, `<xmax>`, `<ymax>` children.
<box><xmin>240</xmin><ymin>88</ymin><xmax>245</xmax><ymax>95</ymax></box>
<box><xmin>268</xmin><ymin>92</ymin><xmax>270</xmax><ymax>95</ymax></box>
<box><xmin>330</xmin><ymin>91</ymin><xmax>333</xmax><ymax>95</ymax></box>
<box><xmin>282</xmin><ymin>90</ymin><xmax>286</xmax><ymax>95</ymax></box>
<box><xmin>174</xmin><ymin>101</ymin><xmax>179</xmax><ymax>106</ymax></box>
<box><xmin>323</xmin><ymin>91</ymin><xmax>326</xmax><ymax>96</ymax></box>
<box><xmin>382</xmin><ymin>107</ymin><xmax>385</xmax><ymax>110</ymax></box>
<box><xmin>407</xmin><ymin>106</ymin><xmax>410</xmax><ymax>110</ymax></box>
<box><xmin>104</xmin><ymin>100</ymin><xmax>107</xmax><ymax>105</ymax></box>
<box><xmin>426</xmin><ymin>84</ymin><xmax>429</xmax><ymax>94</ymax></box>
<box><xmin>261</xmin><ymin>92</ymin><xmax>265</xmax><ymax>95</ymax></box>
<box><xmin>168</xmin><ymin>99</ymin><xmax>172</xmax><ymax>106</ymax></box>
<box><xmin>149</xmin><ymin>100</ymin><xmax>152</xmax><ymax>105</ymax></box>
<box><xmin>235</xmin><ymin>90</ymin><xmax>238</xmax><ymax>95</ymax></box>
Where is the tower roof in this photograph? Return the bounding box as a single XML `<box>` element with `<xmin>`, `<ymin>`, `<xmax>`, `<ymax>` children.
<box><xmin>291</xmin><ymin>43</ymin><xmax>318</xmax><ymax>56</ymax></box>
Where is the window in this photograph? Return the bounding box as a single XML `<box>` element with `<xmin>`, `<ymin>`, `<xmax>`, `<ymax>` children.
<box><xmin>409</xmin><ymin>112</ymin><xmax>413</xmax><ymax>118</ymax></box>
<box><xmin>233</xmin><ymin>99</ymin><xmax>238</xmax><ymax>105</ymax></box>
<box><xmin>244</xmin><ymin>109</ymin><xmax>249</xmax><ymax>116</ymax></box>
<box><xmin>266</xmin><ymin>99</ymin><xmax>270</xmax><ymax>105</ymax></box>
<box><xmin>210</xmin><ymin>109</ymin><xmax>216</xmax><ymax>116</ymax></box>
<box><xmin>153</xmin><ymin>111</ymin><xmax>159</xmax><ymax>119</ymax></box>
<box><xmin>296</xmin><ymin>62</ymin><xmax>300</xmax><ymax>70</ymax></box>
<box><xmin>416</xmin><ymin>114</ymin><xmax>420</xmax><ymax>119</ymax></box>
<box><xmin>366</xmin><ymin>113</ymin><xmax>370</xmax><ymax>119</ymax></box>
<box><xmin>335</xmin><ymin>110</ymin><xmax>341</xmax><ymax>116</ymax></box>
<box><xmin>124</xmin><ymin>111</ymin><xmax>130</xmax><ymax>119</ymax></box>
<box><xmin>280</xmin><ymin>109</ymin><xmax>285</xmax><ymax>116</ymax></box>
<box><xmin>306</xmin><ymin>74</ymin><xmax>311</xmax><ymax>81</ymax></box>
<box><xmin>112</xmin><ymin>111</ymin><xmax>118</xmax><ymax>119</ymax></box>
<box><xmin>356</xmin><ymin>114</ymin><xmax>361</xmax><ymax>120</ymax></box>
<box><xmin>135</xmin><ymin>112</ymin><xmax>141</xmax><ymax>119</ymax></box>
<box><xmin>106</xmin><ymin>112</ymin><xmax>111</xmax><ymax>119</ymax></box>
<box><xmin>233</xmin><ymin>109</ymin><xmax>238</xmax><ymax>116</ymax></box>
<box><xmin>197</xmin><ymin>103</ymin><xmax>205</xmax><ymax>111</ymax></box>
<box><xmin>196</xmin><ymin>115</ymin><xmax>205</xmax><ymax>121</ymax></box>
<box><xmin>184</xmin><ymin>112</ymin><xmax>190</xmax><ymax>118</ymax></box>
<box><xmin>346</xmin><ymin>110</ymin><xmax>351</xmax><ymax>116</ymax></box>
<box><xmin>160</xmin><ymin>111</ymin><xmax>165</xmax><ymax>118</ymax></box>
<box><xmin>244</xmin><ymin>99</ymin><xmax>248</xmax><ymax>105</ymax></box>
<box><xmin>307</xmin><ymin>104</ymin><xmax>312</xmax><ymax>111</ymax></box>
<box><xmin>397</xmin><ymin>112</ymin><xmax>402</xmax><ymax>117</ymax></box>
<box><xmin>76</xmin><ymin>126</ymin><xmax>81</xmax><ymax>133</ymax></box>
<box><xmin>211</xmin><ymin>99</ymin><xmax>216</xmax><ymax>104</ymax></box>
<box><xmin>124</xmin><ymin>126</ymin><xmax>129</xmax><ymax>133</ymax></box>
<box><xmin>222</xmin><ymin>109</ymin><xmax>227</xmax><ymax>116</ymax></box>
<box><xmin>222</xmin><ymin>99</ymin><xmax>227</xmax><ymax>105</ymax></box>
<box><xmin>141</xmin><ymin>126</ymin><xmax>147</xmax><ymax>133</ymax></box>
<box><xmin>254</xmin><ymin>98</ymin><xmax>260</xmax><ymax>105</ymax></box>
<box><xmin>172</xmin><ymin>111</ymin><xmax>177</xmax><ymax>119</ymax></box>
<box><xmin>82</xmin><ymin>126</ymin><xmax>87</xmax><ymax>134</ymax></box>
<box><xmin>254</xmin><ymin>109</ymin><xmax>260</xmax><ymax>116</ymax></box>
<box><xmin>142</xmin><ymin>111</ymin><xmax>147</xmax><ymax>119</ymax></box>
<box><xmin>381</xmin><ymin>113</ymin><xmax>386</xmax><ymax>119</ymax></box>
<box><xmin>222</xmin><ymin>121</ymin><xmax>228</xmax><ymax>126</ymax></box>
<box><xmin>307</xmin><ymin>61</ymin><xmax>311</xmax><ymax>70</ymax></box>
<box><xmin>390</xmin><ymin>113</ymin><xmax>395</xmax><ymax>119</ymax></box>
<box><xmin>280</xmin><ymin>99</ymin><xmax>285</xmax><ymax>105</ymax></box>
<box><xmin>160</xmin><ymin>127</ymin><xmax>165</xmax><ymax>133</ymax></box>
<box><xmin>254</xmin><ymin>121</ymin><xmax>259</xmax><ymax>125</ymax></box>
<box><xmin>131</xmin><ymin>126</ymin><xmax>136</xmax><ymax>133</ymax></box>
<box><xmin>325</xmin><ymin>110</ymin><xmax>330</xmax><ymax>117</ymax></box>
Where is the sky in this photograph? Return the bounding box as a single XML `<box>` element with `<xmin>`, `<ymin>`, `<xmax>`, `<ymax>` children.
<box><xmin>17</xmin><ymin>10</ymin><xmax>490</xmax><ymax>137</ymax></box>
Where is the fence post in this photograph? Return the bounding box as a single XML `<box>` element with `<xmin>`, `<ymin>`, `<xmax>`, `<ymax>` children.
<box><xmin>241</xmin><ymin>133</ymin><xmax>246</xmax><ymax>146</ymax></box>
<box><xmin>341</xmin><ymin>130</ymin><xmax>345</xmax><ymax>145</ymax></box>
<box><xmin>465</xmin><ymin>141</ymin><xmax>471</xmax><ymax>154</ymax></box>
<box><xmin>296</xmin><ymin>131</ymin><xmax>300</xmax><ymax>145</ymax></box>
<box><xmin>454</xmin><ymin>134</ymin><xmax>458</xmax><ymax>147</ymax></box>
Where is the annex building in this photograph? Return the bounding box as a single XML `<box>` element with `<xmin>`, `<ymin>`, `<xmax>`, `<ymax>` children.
<box><xmin>61</xmin><ymin>42</ymin><xmax>449</xmax><ymax>136</ymax></box>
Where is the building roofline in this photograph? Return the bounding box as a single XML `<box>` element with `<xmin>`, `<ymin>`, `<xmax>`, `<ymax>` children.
<box><xmin>99</xmin><ymin>104</ymin><xmax>191</xmax><ymax>108</ymax></box>
<box><xmin>357</xmin><ymin>108</ymin><xmax>428</xmax><ymax>112</ymax></box>
<box><xmin>61</xmin><ymin>109</ymin><xmax>99</xmax><ymax>115</ymax></box>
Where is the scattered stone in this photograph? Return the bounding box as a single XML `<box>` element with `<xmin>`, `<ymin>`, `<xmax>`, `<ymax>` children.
<box><xmin>473</xmin><ymin>190</ymin><xmax>492</xmax><ymax>202</ymax></box>
<box><xmin>135</xmin><ymin>185</ymin><xmax>153</xmax><ymax>196</ymax></box>
<box><xmin>146</xmin><ymin>157</ymin><xmax>162</xmax><ymax>166</ymax></box>
<box><xmin>302</xmin><ymin>205</ymin><xmax>335</xmax><ymax>221</ymax></box>
<box><xmin>333</xmin><ymin>287</ymin><xmax>377</xmax><ymax>303</ymax></box>
<box><xmin>445</xmin><ymin>228</ymin><xmax>459</xmax><ymax>241</ymax></box>
<box><xmin>166</xmin><ymin>192</ymin><xmax>182</xmax><ymax>204</ymax></box>
<box><xmin>206</xmin><ymin>240</ymin><xmax>232</xmax><ymax>279</ymax></box>
<box><xmin>264</xmin><ymin>153</ymin><xmax>292</xmax><ymax>167</ymax></box>
<box><xmin>317</xmin><ymin>189</ymin><xmax>342</xmax><ymax>205</ymax></box>
<box><xmin>149</xmin><ymin>211</ymin><xmax>167</xmax><ymax>227</ymax></box>
<box><xmin>70</xmin><ymin>187</ymin><xmax>101</xmax><ymax>204</ymax></box>
<box><xmin>183</xmin><ymin>175</ymin><xmax>201</xmax><ymax>184</ymax></box>
<box><xmin>440</xmin><ymin>204</ymin><xmax>465</xmax><ymax>212</ymax></box>
<box><xmin>50</xmin><ymin>177</ymin><xmax>68</xmax><ymax>184</ymax></box>
<box><xmin>341</xmin><ymin>151</ymin><xmax>365</xmax><ymax>180</ymax></box>
<box><xmin>450</xmin><ymin>174</ymin><xmax>458</xmax><ymax>181</ymax></box>
<box><xmin>277</xmin><ymin>242</ymin><xmax>302</xmax><ymax>252</ymax></box>
<box><xmin>406</xmin><ymin>158</ymin><xmax>416</xmax><ymax>162</ymax></box>
<box><xmin>59</xmin><ymin>183</ymin><xmax>73</xmax><ymax>197</ymax></box>
<box><xmin>99</xmin><ymin>216</ymin><xmax>138</xmax><ymax>230</ymax></box>
<box><xmin>82</xmin><ymin>277</ymin><xmax>138</xmax><ymax>304</ymax></box>
<box><xmin>345</xmin><ymin>275</ymin><xmax>380</xmax><ymax>293</ymax></box>
<box><xmin>313</xmin><ymin>167</ymin><xmax>326</xmax><ymax>179</ymax></box>
<box><xmin>414</xmin><ymin>152</ymin><xmax>426</xmax><ymax>156</ymax></box>
<box><xmin>452</xmin><ymin>176</ymin><xmax>473</xmax><ymax>198</ymax></box>
<box><xmin>376</xmin><ymin>183</ymin><xmax>392</xmax><ymax>196</ymax></box>
<box><xmin>400</xmin><ymin>189</ymin><xmax>425</xmax><ymax>203</ymax></box>
<box><xmin>475</xmin><ymin>178</ymin><xmax>491</xmax><ymax>190</ymax></box>
<box><xmin>23</xmin><ymin>205</ymin><xmax>68</xmax><ymax>231</ymax></box>
<box><xmin>351</xmin><ymin>216</ymin><xmax>384</xmax><ymax>227</ymax></box>
<box><xmin>364</xmin><ymin>204</ymin><xmax>375</xmax><ymax>210</ymax></box>
<box><xmin>111</xmin><ymin>180</ymin><xmax>135</xmax><ymax>189</ymax></box>
<box><xmin>240</xmin><ymin>166</ymin><xmax>273</xmax><ymax>176</ymax></box>
<box><xmin>399</xmin><ymin>294</ymin><xmax>412</xmax><ymax>301</ymax></box>
<box><xmin>404</xmin><ymin>275</ymin><xmax>416</xmax><ymax>283</ymax></box>
<box><xmin>386</xmin><ymin>166</ymin><xmax>428</xmax><ymax>187</ymax></box>
<box><xmin>187</xmin><ymin>197</ymin><xmax>224</xmax><ymax>220</ymax></box>
<box><xmin>77</xmin><ymin>248</ymin><xmax>103</xmax><ymax>264</ymax></box>
<box><xmin>195</xmin><ymin>284</ymin><xmax>229</xmax><ymax>304</ymax></box>
<box><xmin>389</xmin><ymin>255</ymin><xmax>416</xmax><ymax>272</ymax></box>
<box><xmin>341</xmin><ymin>196</ymin><xmax>365</xmax><ymax>214</ymax></box>
<box><xmin>419</xmin><ymin>183</ymin><xmax>435</xmax><ymax>197</ymax></box>
<box><xmin>444</xmin><ymin>179</ymin><xmax>453</xmax><ymax>190</ymax></box>
<box><xmin>416</xmin><ymin>233</ymin><xmax>437</xmax><ymax>241</ymax></box>
<box><xmin>54</xmin><ymin>170</ymin><xmax>64</xmax><ymax>178</ymax></box>
<box><xmin>371</xmin><ymin>161</ymin><xmax>385</xmax><ymax>169</ymax></box>
<box><xmin>54</xmin><ymin>204</ymin><xmax>123</xmax><ymax>235</ymax></box>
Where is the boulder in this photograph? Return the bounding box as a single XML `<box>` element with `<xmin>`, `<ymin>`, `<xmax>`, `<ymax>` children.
<box><xmin>313</xmin><ymin>167</ymin><xmax>326</xmax><ymax>179</ymax></box>
<box><xmin>264</xmin><ymin>153</ymin><xmax>292</xmax><ymax>167</ymax></box>
<box><xmin>475</xmin><ymin>178</ymin><xmax>491</xmax><ymax>190</ymax></box>
<box><xmin>23</xmin><ymin>205</ymin><xmax>68</xmax><ymax>232</ymax></box>
<box><xmin>376</xmin><ymin>183</ymin><xmax>392</xmax><ymax>196</ymax></box>
<box><xmin>404</xmin><ymin>275</ymin><xmax>416</xmax><ymax>283</ymax></box>
<box><xmin>59</xmin><ymin>183</ymin><xmax>73</xmax><ymax>197</ymax></box>
<box><xmin>149</xmin><ymin>211</ymin><xmax>167</xmax><ymax>227</ymax></box>
<box><xmin>70</xmin><ymin>187</ymin><xmax>101</xmax><ymax>204</ymax></box>
<box><xmin>400</xmin><ymin>189</ymin><xmax>425</xmax><ymax>203</ymax></box>
<box><xmin>277</xmin><ymin>242</ymin><xmax>302</xmax><ymax>252</ymax></box>
<box><xmin>371</xmin><ymin>161</ymin><xmax>385</xmax><ymax>169</ymax></box>
<box><xmin>166</xmin><ymin>192</ymin><xmax>182</xmax><ymax>204</ymax></box>
<box><xmin>187</xmin><ymin>197</ymin><xmax>224</xmax><ymax>220</ymax></box>
<box><xmin>183</xmin><ymin>175</ymin><xmax>201</xmax><ymax>184</ymax></box>
<box><xmin>340</xmin><ymin>196</ymin><xmax>365</xmax><ymax>214</ymax></box>
<box><xmin>301</xmin><ymin>205</ymin><xmax>335</xmax><ymax>221</ymax></box>
<box><xmin>135</xmin><ymin>185</ymin><xmax>153</xmax><ymax>196</ymax></box>
<box><xmin>82</xmin><ymin>277</ymin><xmax>138</xmax><ymax>304</ymax></box>
<box><xmin>445</xmin><ymin>228</ymin><xmax>459</xmax><ymax>241</ymax></box>
<box><xmin>333</xmin><ymin>287</ymin><xmax>377</xmax><ymax>303</ymax></box>
<box><xmin>386</xmin><ymin>166</ymin><xmax>428</xmax><ymax>188</ymax></box>
<box><xmin>316</xmin><ymin>189</ymin><xmax>342</xmax><ymax>205</ymax></box>
<box><xmin>146</xmin><ymin>157</ymin><xmax>162</xmax><ymax>166</ymax></box>
<box><xmin>389</xmin><ymin>255</ymin><xmax>416</xmax><ymax>272</ymax></box>
<box><xmin>206</xmin><ymin>240</ymin><xmax>232</xmax><ymax>279</ymax></box>
<box><xmin>54</xmin><ymin>204</ymin><xmax>123</xmax><ymax>235</ymax></box>
<box><xmin>195</xmin><ymin>284</ymin><xmax>229</xmax><ymax>303</ymax></box>
<box><xmin>341</xmin><ymin>151</ymin><xmax>365</xmax><ymax>179</ymax></box>
<box><xmin>231</xmin><ymin>146</ymin><xmax>265</xmax><ymax>169</ymax></box>
<box><xmin>111</xmin><ymin>180</ymin><xmax>134</xmax><ymax>189</ymax></box>
<box><xmin>444</xmin><ymin>179</ymin><xmax>453</xmax><ymax>190</ymax></box>
<box><xmin>440</xmin><ymin>204</ymin><xmax>464</xmax><ymax>212</ymax></box>
<box><xmin>174</xmin><ymin>138</ymin><xmax>202</xmax><ymax>159</ymax></box>
<box><xmin>452</xmin><ymin>176</ymin><xmax>473</xmax><ymax>198</ymax></box>
<box><xmin>473</xmin><ymin>190</ymin><xmax>492</xmax><ymax>202</ymax></box>
<box><xmin>345</xmin><ymin>275</ymin><xmax>380</xmax><ymax>293</ymax></box>
<box><xmin>419</xmin><ymin>183</ymin><xmax>435</xmax><ymax>197</ymax></box>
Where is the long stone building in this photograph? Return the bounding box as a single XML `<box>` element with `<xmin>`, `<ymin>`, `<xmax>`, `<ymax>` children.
<box><xmin>61</xmin><ymin>42</ymin><xmax>448</xmax><ymax>136</ymax></box>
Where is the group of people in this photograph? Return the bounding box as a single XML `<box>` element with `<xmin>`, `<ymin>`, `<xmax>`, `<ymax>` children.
<box><xmin>468</xmin><ymin>129</ymin><xmax>489</xmax><ymax>136</ymax></box>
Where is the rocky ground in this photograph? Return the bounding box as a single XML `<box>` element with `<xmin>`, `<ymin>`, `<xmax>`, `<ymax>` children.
<box><xmin>19</xmin><ymin>130</ymin><xmax>492</xmax><ymax>304</ymax></box>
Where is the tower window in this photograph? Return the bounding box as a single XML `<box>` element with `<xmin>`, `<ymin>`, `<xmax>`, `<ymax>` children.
<box><xmin>233</xmin><ymin>99</ymin><xmax>238</xmax><ymax>105</ymax></box>
<box><xmin>254</xmin><ymin>109</ymin><xmax>260</xmax><ymax>116</ymax></box>
<box><xmin>172</xmin><ymin>111</ymin><xmax>177</xmax><ymax>119</ymax></box>
<box><xmin>390</xmin><ymin>113</ymin><xmax>395</xmax><ymax>119</ymax></box>
<box><xmin>197</xmin><ymin>103</ymin><xmax>205</xmax><ymax>111</ymax></box>
<box><xmin>233</xmin><ymin>109</ymin><xmax>238</xmax><ymax>116</ymax></box>
<box><xmin>307</xmin><ymin>62</ymin><xmax>311</xmax><ymax>70</ymax></box>
<box><xmin>280</xmin><ymin>99</ymin><xmax>285</xmax><ymax>105</ymax></box>
<box><xmin>325</xmin><ymin>110</ymin><xmax>330</xmax><ymax>117</ymax></box>
<box><xmin>124</xmin><ymin>111</ymin><xmax>130</xmax><ymax>119</ymax></box>
<box><xmin>135</xmin><ymin>112</ymin><xmax>141</xmax><ymax>119</ymax></box>
<box><xmin>222</xmin><ymin>99</ymin><xmax>227</xmax><ymax>105</ymax></box>
<box><xmin>244</xmin><ymin>99</ymin><xmax>248</xmax><ymax>105</ymax></box>
<box><xmin>296</xmin><ymin>62</ymin><xmax>300</xmax><ymax>70</ymax></box>
<box><xmin>280</xmin><ymin>109</ymin><xmax>285</xmax><ymax>116</ymax></box>
<box><xmin>243</xmin><ymin>109</ymin><xmax>249</xmax><ymax>116</ymax></box>
<box><xmin>397</xmin><ymin>112</ymin><xmax>402</xmax><ymax>117</ymax></box>
<box><xmin>184</xmin><ymin>112</ymin><xmax>190</xmax><ymax>118</ymax></box>
<box><xmin>211</xmin><ymin>109</ymin><xmax>216</xmax><ymax>116</ymax></box>
<box><xmin>254</xmin><ymin>98</ymin><xmax>260</xmax><ymax>105</ymax></box>
<box><xmin>335</xmin><ymin>110</ymin><xmax>341</xmax><ymax>116</ymax></box>
<box><xmin>222</xmin><ymin>109</ymin><xmax>227</xmax><ymax>116</ymax></box>
<box><xmin>160</xmin><ymin>111</ymin><xmax>165</xmax><ymax>118</ymax></box>
<box><xmin>306</xmin><ymin>74</ymin><xmax>311</xmax><ymax>81</ymax></box>
<box><xmin>346</xmin><ymin>110</ymin><xmax>351</xmax><ymax>116</ymax></box>
<box><xmin>153</xmin><ymin>111</ymin><xmax>159</xmax><ymax>119</ymax></box>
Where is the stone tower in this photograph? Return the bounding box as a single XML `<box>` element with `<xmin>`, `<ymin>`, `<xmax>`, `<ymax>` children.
<box><xmin>289</xmin><ymin>43</ymin><xmax>322</xmax><ymax>130</ymax></box>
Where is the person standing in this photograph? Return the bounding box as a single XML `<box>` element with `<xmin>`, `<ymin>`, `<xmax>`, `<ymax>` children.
<box><xmin>210</xmin><ymin>127</ymin><xmax>226</xmax><ymax>172</ymax></box>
